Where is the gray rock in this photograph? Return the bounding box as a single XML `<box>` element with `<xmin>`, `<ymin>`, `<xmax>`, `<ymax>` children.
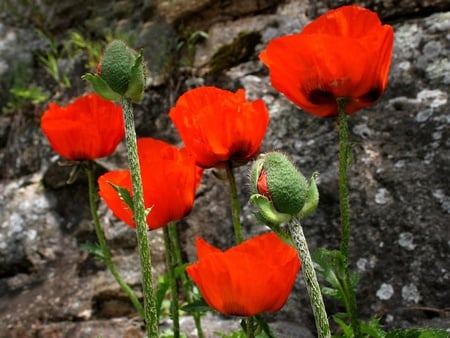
<box><xmin>0</xmin><ymin>0</ymin><xmax>449</xmax><ymax>336</ymax></box>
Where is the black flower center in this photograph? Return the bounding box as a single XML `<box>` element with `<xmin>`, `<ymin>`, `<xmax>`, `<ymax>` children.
<box><xmin>308</xmin><ymin>89</ymin><xmax>335</xmax><ymax>105</ymax></box>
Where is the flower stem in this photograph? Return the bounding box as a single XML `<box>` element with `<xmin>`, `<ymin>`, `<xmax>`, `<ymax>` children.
<box><xmin>288</xmin><ymin>216</ymin><xmax>331</xmax><ymax>338</ymax></box>
<box><xmin>225</xmin><ymin>162</ymin><xmax>262</xmax><ymax>337</ymax></box>
<box><xmin>163</xmin><ymin>225</ymin><xmax>180</xmax><ymax>338</ymax></box>
<box><xmin>337</xmin><ymin>98</ymin><xmax>350</xmax><ymax>264</ymax></box>
<box><xmin>168</xmin><ymin>222</ymin><xmax>204</xmax><ymax>338</ymax></box>
<box><xmin>85</xmin><ymin>162</ymin><xmax>145</xmax><ymax>319</ymax></box>
<box><xmin>336</xmin><ymin>98</ymin><xmax>360</xmax><ymax>337</ymax></box>
<box><xmin>225</xmin><ymin>161</ymin><xmax>244</xmax><ymax>244</ymax></box>
<box><xmin>246</xmin><ymin>316</ymin><xmax>255</xmax><ymax>338</ymax></box>
<box><xmin>122</xmin><ymin>97</ymin><xmax>159</xmax><ymax>337</ymax></box>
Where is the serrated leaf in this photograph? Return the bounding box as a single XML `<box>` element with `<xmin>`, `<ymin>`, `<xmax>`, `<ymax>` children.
<box><xmin>108</xmin><ymin>182</ymin><xmax>134</xmax><ymax>211</ymax></box>
<box><xmin>313</xmin><ymin>248</ymin><xmax>345</xmax><ymax>289</ymax></box>
<box><xmin>360</xmin><ymin>318</ymin><xmax>386</xmax><ymax>338</ymax></box>
<box><xmin>321</xmin><ymin>286</ymin><xmax>342</xmax><ymax>301</ymax></box>
<box><xmin>333</xmin><ymin>314</ymin><xmax>353</xmax><ymax>337</ymax></box>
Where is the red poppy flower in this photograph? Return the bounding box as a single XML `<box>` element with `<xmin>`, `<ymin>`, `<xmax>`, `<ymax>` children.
<box><xmin>41</xmin><ymin>93</ymin><xmax>124</xmax><ymax>160</ymax></box>
<box><xmin>98</xmin><ymin>137</ymin><xmax>202</xmax><ymax>230</ymax></box>
<box><xmin>259</xmin><ymin>5</ymin><xmax>394</xmax><ymax>117</ymax></box>
<box><xmin>186</xmin><ymin>232</ymin><xmax>301</xmax><ymax>316</ymax></box>
<box><xmin>169</xmin><ymin>86</ymin><xmax>269</xmax><ymax>168</ymax></box>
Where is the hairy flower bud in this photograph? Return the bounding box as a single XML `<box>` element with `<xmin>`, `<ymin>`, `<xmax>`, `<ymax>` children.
<box><xmin>83</xmin><ymin>40</ymin><xmax>146</xmax><ymax>103</ymax></box>
<box><xmin>250</xmin><ymin>152</ymin><xmax>319</xmax><ymax>225</ymax></box>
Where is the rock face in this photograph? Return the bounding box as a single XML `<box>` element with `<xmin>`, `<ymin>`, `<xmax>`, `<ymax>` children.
<box><xmin>0</xmin><ymin>0</ymin><xmax>449</xmax><ymax>337</ymax></box>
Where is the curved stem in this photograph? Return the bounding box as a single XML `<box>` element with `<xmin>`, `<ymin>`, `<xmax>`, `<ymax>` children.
<box><xmin>336</xmin><ymin>98</ymin><xmax>360</xmax><ymax>336</ymax></box>
<box><xmin>85</xmin><ymin>162</ymin><xmax>145</xmax><ymax>319</ymax></box>
<box><xmin>288</xmin><ymin>217</ymin><xmax>331</xmax><ymax>338</ymax></box>
<box><xmin>122</xmin><ymin>97</ymin><xmax>159</xmax><ymax>337</ymax></box>
<box><xmin>163</xmin><ymin>225</ymin><xmax>180</xmax><ymax>338</ymax></box>
<box><xmin>225</xmin><ymin>162</ymin><xmax>244</xmax><ymax>244</ymax></box>
<box><xmin>169</xmin><ymin>222</ymin><xmax>204</xmax><ymax>338</ymax></box>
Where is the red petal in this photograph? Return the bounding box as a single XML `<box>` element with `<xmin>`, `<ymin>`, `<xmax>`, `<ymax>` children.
<box><xmin>98</xmin><ymin>170</ymin><xmax>135</xmax><ymax>227</ymax></box>
<box><xmin>169</xmin><ymin>87</ymin><xmax>269</xmax><ymax>167</ymax></box>
<box><xmin>41</xmin><ymin>93</ymin><xmax>124</xmax><ymax>160</ymax></box>
<box><xmin>186</xmin><ymin>233</ymin><xmax>300</xmax><ymax>316</ymax></box>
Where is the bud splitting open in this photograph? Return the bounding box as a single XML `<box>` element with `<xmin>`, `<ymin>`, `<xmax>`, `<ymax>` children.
<box><xmin>250</xmin><ymin>151</ymin><xmax>319</xmax><ymax>225</ymax></box>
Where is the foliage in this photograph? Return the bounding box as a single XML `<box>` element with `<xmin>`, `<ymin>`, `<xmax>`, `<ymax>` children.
<box><xmin>35</xmin><ymin>28</ymin><xmax>71</xmax><ymax>88</ymax></box>
<box><xmin>209</xmin><ymin>31</ymin><xmax>261</xmax><ymax>74</ymax></box>
<box><xmin>386</xmin><ymin>329</ymin><xmax>450</xmax><ymax>338</ymax></box>
<box><xmin>176</xmin><ymin>26</ymin><xmax>209</xmax><ymax>67</ymax></box>
<box><xmin>2</xmin><ymin>62</ymin><xmax>49</xmax><ymax>115</ymax></box>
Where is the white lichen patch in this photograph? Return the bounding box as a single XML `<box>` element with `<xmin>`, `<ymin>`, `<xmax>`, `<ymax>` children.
<box><xmin>398</xmin><ymin>232</ymin><xmax>416</xmax><ymax>251</ymax></box>
<box><xmin>375</xmin><ymin>188</ymin><xmax>392</xmax><ymax>205</ymax></box>
<box><xmin>402</xmin><ymin>283</ymin><xmax>421</xmax><ymax>303</ymax></box>
<box><xmin>376</xmin><ymin>283</ymin><xmax>394</xmax><ymax>300</ymax></box>
<box><xmin>416</xmin><ymin>89</ymin><xmax>448</xmax><ymax>108</ymax></box>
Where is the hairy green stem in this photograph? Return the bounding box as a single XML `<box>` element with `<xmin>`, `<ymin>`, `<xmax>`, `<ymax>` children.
<box><xmin>168</xmin><ymin>222</ymin><xmax>204</xmax><ymax>338</ymax></box>
<box><xmin>122</xmin><ymin>97</ymin><xmax>159</xmax><ymax>337</ymax></box>
<box><xmin>337</xmin><ymin>98</ymin><xmax>350</xmax><ymax>264</ymax></box>
<box><xmin>246</xmin><ymin>316</ymin><xmax>255</xmax><ymax>338</ymax></box>
<box><xmin>336</xmin><ymin>98</ymin><xmax>360</xmax><ymax>336</ymax></box>
<box><xmin>85</xmin><ymin>162</ymin><xmax>145</xmax><ymax>319</ymax></box>
<box><xmin>225</xmin><ymin>162</ymin><xmax>257</xmax><ymax>337</ymax></box>
<box><xmin>163</xmin><ymin>226</ymin><xmax>180</xmax><ymax>338</ymax></box>
<box><xmin>225</xmin><ymin>162</ymin><xmax>244</xmax><ymax>244</ymax></box>
<box><xmin>288</xmin><ymin>217</ymin><xmax>331</xmax><ymax>338</ymax></box>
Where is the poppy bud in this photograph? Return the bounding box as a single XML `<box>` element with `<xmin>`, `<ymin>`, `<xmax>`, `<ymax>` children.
<box><xmin>83</xmin><ymin>40</ymin><xmax>146</xmax><ymax>103</ymax></box>
<box><xmin>250</xmin><ymin>152</ymin><xmax>319</xmax><ymax>224</ymax></box>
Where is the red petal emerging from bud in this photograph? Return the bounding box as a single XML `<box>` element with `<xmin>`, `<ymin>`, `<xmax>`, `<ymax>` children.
<box><xmin>257</xmin><ymin>170</ymin><xmax>271</xmax><ymax>200</ymax></box>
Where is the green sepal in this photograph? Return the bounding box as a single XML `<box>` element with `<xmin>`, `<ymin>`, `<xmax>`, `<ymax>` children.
<box><xmin>298</xmin><ymin>172</ymin><xmax>319</xmax><ymax>219</ymax></box>
<box><xmin>125</xmin><ymin>49</ymin><xmax>146</xmax><ymax>103</ymax></box>
<box><xmin>250</xmin><ymin>194</ymin><xmax>292</xmax><ymax>225</ymax></box>
<box><xmin>262</xmin><ymin>152</ymin><xmax>308</xmax><ymax>215</ymax></box>
<box><xmin>82</xmin><ymin>73</ymin><xmax>123</xmax><ymax>102</ymax></box>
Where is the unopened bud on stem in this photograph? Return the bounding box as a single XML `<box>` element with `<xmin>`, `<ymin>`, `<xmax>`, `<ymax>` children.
<box><xmin>83</xmin><ymin>40</ymin><xmax>146</xmax><ymax>103</ymax></box>
<box><xmin>250</xmin><ymin>151</ymin><xmax>319</xmax><ymax>225</ymax></box>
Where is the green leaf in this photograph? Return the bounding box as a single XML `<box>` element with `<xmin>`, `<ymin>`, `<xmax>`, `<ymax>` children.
<box><xmin>386</xmin><ymin>329</ymin><xmax>450</xmax><ymax>338</ymax></box>
<box><xmin>79</xmin><ymin>242</ymin><xmax>105</xmax><ymax>261</ymax></box>
<box><xmin>360</xmin><ymin>318</ymin><xmax>386</xmax><ymax>338</ymax></box>
<box><xmin>173</xmin><ymin>263</ymin><xmax>189</xmax><ymax>279</ymax></box>
<box><xmin>333</xmin><ymin>314</ymin><xmax>353</xmax><ymax>337</ymax></box>
<box><xmin>180</xmin><ymin>298</ymin><xmax>211</xmax><ymax>313</ymax></box>
<box><xmin>314</xmin><ymin>248</ymin><xmax>347</xmax><ymax>280</ymax></box>
<box><xmin>108</xmin><ymin>182</ymin><xmax>134</xmax><ymax>211</ymax></box>
<box><xmin>155</xmin><ymin>275</ymin><xmax>170</xmax><ymax>319</ymax></box>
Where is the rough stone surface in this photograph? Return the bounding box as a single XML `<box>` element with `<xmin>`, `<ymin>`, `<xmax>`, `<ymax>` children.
<box><xmin>0</xmin><ymin>0</ymin><xmax>449</xmax><ymax>337</ymax></box>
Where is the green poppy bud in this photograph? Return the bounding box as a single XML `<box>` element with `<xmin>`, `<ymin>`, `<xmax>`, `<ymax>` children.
<box><xmin>250</xmin><ymin>152</ymin><xmax>319</xmax><ymax>225</ymax></box>
<box><xmin>82</xmin><ymin>40</ymin><xmax>146</xmax><ymax>103</ymax></box>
